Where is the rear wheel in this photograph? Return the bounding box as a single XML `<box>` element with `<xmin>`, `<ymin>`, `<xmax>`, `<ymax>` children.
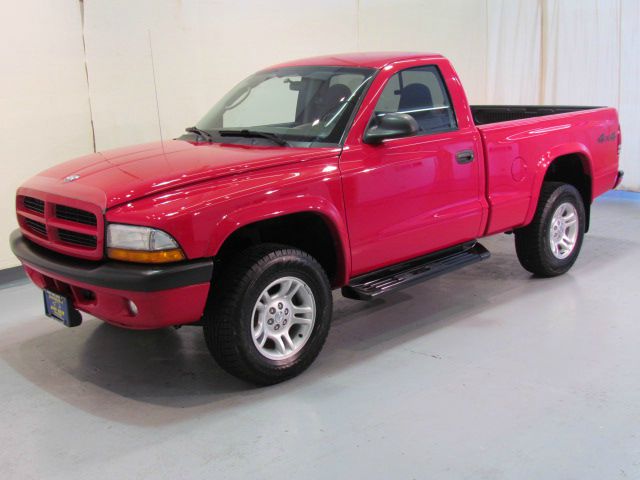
<box><xmin>203</xmin><ymin>244</ymin><xmax>332</xmax><ymax>385</ymax></box>
<box><xmin>515</xmin><ymin>182</ymin><xmax>586</xmax><ymax>277</ymax></box>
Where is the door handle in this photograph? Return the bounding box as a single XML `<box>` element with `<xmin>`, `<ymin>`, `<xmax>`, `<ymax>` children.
<box><xmin>455</xmin><ymin>150</ymin><xmax>474</xmax><ymax>164</ymax></box>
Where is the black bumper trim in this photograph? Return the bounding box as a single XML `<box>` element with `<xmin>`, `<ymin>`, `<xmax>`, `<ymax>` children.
<box><xmin>10</xmin><ymin>230</ymin><xmax>213</xmax><ymax>292</ymax></box>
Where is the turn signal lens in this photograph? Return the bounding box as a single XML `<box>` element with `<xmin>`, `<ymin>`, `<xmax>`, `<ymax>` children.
<box><xmin>107</xmin><ymin>248</ymin><xmax>185</xmax><ymax>264</ymax></box>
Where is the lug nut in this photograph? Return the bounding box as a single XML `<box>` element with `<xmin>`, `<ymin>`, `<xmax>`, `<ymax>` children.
<box><xmin>269</xmin><ymin>307</ymin><xmax>276</xmax><ymax>314</ymax></box>
<box><xmin>283</xmin><ymin>319</ymin><xmax>287</xmax><ymax>326</ymax></box>
<box><xmin>284</xmin><ymin>308</ymin><xmax>289</xmax><ymax>315</ymax></box>
<box><xmin>267</xmin><ymin>318</ymin><xmax>274</xmax><ymax>325</ymax></box>
<box><xmin>278</xmin><ymin>302</ymin><xmax>283</xmax><ymax>309</ymax></box>
<box><xmin>274</xmin><ymin>324</ymin><xmax>280</xmax><ymax>330</ymax></box>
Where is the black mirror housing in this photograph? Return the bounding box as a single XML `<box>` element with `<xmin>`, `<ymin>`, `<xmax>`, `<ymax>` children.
<box><xmin>363</xmin><ymin>113</ymin><xmax>419</xmax><ymax>144</ymax></box>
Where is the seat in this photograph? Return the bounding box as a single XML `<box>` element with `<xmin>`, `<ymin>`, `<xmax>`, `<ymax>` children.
<box><xmin>317</xmin><ymin>84</ymin><xmax>352</xmax><ymax>119</ymax></box>
<box><xmin>398</xmin><ymin>83</ymin><xmax>433</xmax><ymax>111</ymax></box>
<box><xmin>398</xmin><ymin>83</ymin><xmax>451</xmax><ymax>133</ymax></box>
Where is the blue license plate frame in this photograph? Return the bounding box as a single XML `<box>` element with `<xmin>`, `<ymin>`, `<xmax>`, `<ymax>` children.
<box><xmin>43</xmin><ymin>290</ymin><xmax>81</xmax><ymax>327</ymax></box>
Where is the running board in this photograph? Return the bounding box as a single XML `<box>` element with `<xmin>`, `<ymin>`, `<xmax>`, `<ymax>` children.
<box><xmin>342</xmin><ymin>242</ymin><xmax>490</xmax><ymax>300</ymax></box>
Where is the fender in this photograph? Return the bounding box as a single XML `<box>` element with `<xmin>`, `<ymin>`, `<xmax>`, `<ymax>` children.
<box><xmin>104</xmin><ymin>154</ymin><xmax>349</xmax><ymax>282</ymax></box>
<box><xmin>210</xmin><ymin>193</ymin><xmax>351</xmax><ymax>286</ymax></box>
<box><xmin>523</xmin><ymin>142</ymin><xmax>593</xmax><ymax>227</ymax></box>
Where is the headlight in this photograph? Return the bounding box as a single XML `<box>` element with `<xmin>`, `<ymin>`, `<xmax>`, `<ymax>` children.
<box><xmin>106</xmin><ymin>224</ymin><xmax>185</xmax><ymax>263</ymax></box>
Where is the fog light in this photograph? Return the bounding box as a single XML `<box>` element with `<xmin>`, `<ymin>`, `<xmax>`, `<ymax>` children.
<box><xmin>128</xmin><ymin>300</ymin><xmax>138</xmax><ymax>316</ymax></box>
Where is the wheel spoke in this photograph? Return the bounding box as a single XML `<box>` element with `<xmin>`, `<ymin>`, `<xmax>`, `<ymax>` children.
<box><xmin>278</xmin><ymin>279</ymin><xmax>293</xmax><ymax>298</ymax></box>
<box><xmin>282</xmin><ymin>332</ymin><xmax>295</xmax><ymax>351</ymax></box>
<box><xmin>293</xmin><ymin>305</ymin><xmax>313</xmax><ymax>316</ymax></box>
<box><xmin>564</xmin><ymin>213</ymin><xmax>577</xmax><ymax>226</ymax></box>
<box><xmin>253</xmin><ymin>320</ymin><xmax>265</xmax><ymax>339</ymax></box>
<box><xmin>253</xmin><ymin>319</ymin><xmax>270</xmax><ymax>348</ymax></box>
<box><xmin>260</xmin><ymin>291</ymin><xmax>272</xmax><ymax>305</ymax></box>
<box><xmin>562</xmin><ymin>234</ymin><xmax>575</xmax><ymax>246</ymax></box>
<box><xmin>287</xmin><ymin>282</ymin><xmax>301</xmax><ymax>299</ymax></box>
<box><xmin>273</xmin><ymin>335</ymin><xmax>287</xmax><ymax>354</ymax></box>
<box><xmin>292</xmin><ymin>316</ymin><xmax>312</xmax><ymax>326</ymax></box>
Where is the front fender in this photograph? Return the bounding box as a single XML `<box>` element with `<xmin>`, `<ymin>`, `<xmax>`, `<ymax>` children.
<box><xmin>212</xmin><ymin>194</ymin><xmax>351</xmax><ymax>284</ymax></box>
<box><xmin>106</xmin><ymin>157</ymin><xmax>351</xmax><ymax>285</ymax></box>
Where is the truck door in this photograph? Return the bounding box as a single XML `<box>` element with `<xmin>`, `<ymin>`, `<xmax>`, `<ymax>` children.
<box><xmin>340</xmin><ymin>64</ymin><xmax>485</xmax><ymax>276</ymax></box>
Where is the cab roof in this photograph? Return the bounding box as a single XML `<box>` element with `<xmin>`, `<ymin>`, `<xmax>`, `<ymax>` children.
<box><xmin>264</xmin><ymin>52</ymin><xmax>444</xmax><ymax>70</ymax></box>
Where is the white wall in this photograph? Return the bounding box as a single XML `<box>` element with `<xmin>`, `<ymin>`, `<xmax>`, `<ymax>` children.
<box><xmin>0</xmin><ymin>0</ymin><xmax>94</xmax><ymax>269</ymax></box>
<box><xmin>1</xmin><ymin>0</ymin><xmax>637</xmax><ymax>269</ymax></box>
<box><xmin>82</xmin><ymin>0</ymin><xmax>361</xmax><ymax>151</ymax></box>
<box><xmin>358</xmin><ymin>0</ymin><xmax>489</xmax><ymax>105</ymax></box>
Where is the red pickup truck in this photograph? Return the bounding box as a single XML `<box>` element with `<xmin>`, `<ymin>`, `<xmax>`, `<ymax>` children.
<box><xmin>11</xmin><ymin>52</ymin><xmax>622</xmax><ymax>384</ymax></box>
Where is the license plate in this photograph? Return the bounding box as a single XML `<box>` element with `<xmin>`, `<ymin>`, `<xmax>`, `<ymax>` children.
<box><xmin>43</xmin><ymin>290</ymin><xmax>81</xmax><ymax>327</ymax></box>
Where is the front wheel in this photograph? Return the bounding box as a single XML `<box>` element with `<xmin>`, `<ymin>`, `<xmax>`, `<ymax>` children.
<box><xmin>515</xmin><ymin>182</ymin><xmax>586</xmax><ymax>277</ymax></box>
<box><xmin>203</xmin><ymin>244</ymin><xmax>332</xmax><ymax>385</ymax></box>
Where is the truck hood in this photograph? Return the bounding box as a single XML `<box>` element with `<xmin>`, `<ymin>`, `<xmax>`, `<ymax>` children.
<box><xmin>20</xmin><ymin>140</ymin><xmax>341</xmax><ymax>210</ymax></box>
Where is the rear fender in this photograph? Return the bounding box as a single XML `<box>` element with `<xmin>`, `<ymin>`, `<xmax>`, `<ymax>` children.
<box><xmin>523</xmin><ymin>143</ymin><xmax>593</xmax><ymax>226</ymax></box>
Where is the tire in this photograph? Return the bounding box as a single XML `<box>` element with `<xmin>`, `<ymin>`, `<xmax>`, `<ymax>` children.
<box><xmin>515</xmin><ymin>182</ymin><xmax>586</xmax><ymax>277</ymax></box>
<box><xmin>203</xmin><ymin>244</ymin><xmax>332</xmax><ymax>385</ymax></box>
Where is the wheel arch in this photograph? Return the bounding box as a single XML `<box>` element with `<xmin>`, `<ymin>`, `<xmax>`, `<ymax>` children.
<box><xmin>527</xmin><ymin>145</ymin><xmax>594</xmax><ymax>231</ymax></box>
<box><xmin>210</xmin><ymin>201</ymin><xmax>350</xmax><ymax>287</ymax></box>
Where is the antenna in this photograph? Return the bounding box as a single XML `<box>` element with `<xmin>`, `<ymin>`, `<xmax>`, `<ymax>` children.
<box><xmin>148</xmin><ymin>30</ymin><xmax>166</xmax><ymax>155</ymax></box>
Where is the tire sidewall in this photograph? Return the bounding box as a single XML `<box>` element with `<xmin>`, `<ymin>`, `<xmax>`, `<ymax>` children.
<box><xmin>234</xmin><ymin>252</ymin><xmax>332</xmax><ymax>373</ymax></box>
<box><xmin>538</xmin><ymin>185</ymin><xmax>586</xmax><ymax>273</ymax></box>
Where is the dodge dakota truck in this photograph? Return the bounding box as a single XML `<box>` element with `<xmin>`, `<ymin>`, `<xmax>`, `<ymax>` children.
<box><xmin>11</xmin><ymin>52</ymin><xmax>622</xmax><ymax>384</ymax></box>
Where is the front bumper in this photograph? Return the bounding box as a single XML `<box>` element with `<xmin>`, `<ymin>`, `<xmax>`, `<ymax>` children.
<box><xmin>10</xmin><ymin>230</ymin><xmax>213</xmax><ymax>329</ymax></box>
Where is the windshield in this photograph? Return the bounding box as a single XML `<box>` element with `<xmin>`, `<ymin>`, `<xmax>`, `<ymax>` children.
<box><xmin>191</xmin><ymin>66</ymin><xmax>376</xmax><ymax>147</ymax></box>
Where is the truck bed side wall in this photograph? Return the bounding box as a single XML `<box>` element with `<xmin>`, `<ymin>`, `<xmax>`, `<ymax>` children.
<box><xmin>470</xmin><ymin>105</ymin><xmax>599</xmax><ymax>125</ymax></box>
<box><xmin>477</xmin><ymin>107</ymin><xmax>619</xmax><ymax>235</ymax></box>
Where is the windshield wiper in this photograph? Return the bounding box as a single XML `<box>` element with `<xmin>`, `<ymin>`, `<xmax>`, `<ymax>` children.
<box><xmin>218</xmin><ymin>129</ymin><xmax>289</xmax><ymax>147</ymax></box>
<box><xmin>185</xmin><ymin>126</ymin><xmax>215</xmax><ymax>142</ymax></box>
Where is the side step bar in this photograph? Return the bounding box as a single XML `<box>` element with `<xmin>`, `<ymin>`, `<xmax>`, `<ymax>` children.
<box><xmin>342</xmin><ymin>242</ymin><xmax>490</xmax><ymax>300</ymax></box>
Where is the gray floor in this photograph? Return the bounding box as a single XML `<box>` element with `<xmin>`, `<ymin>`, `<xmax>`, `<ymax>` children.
<box><xmin>1</xmin><ymin>191</ymin><xmax>639</xmax><ymax>480</ymax></box>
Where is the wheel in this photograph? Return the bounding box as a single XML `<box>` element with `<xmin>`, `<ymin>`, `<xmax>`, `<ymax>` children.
<box><xmin>203</xmin><ymin>244</ymin><xmax>332</xmax><ymax>385</ymax></box>
<box><xmin>515</xmin><ymin>182</ymin><xmax>586</xmax><ymax>277</ymax></box>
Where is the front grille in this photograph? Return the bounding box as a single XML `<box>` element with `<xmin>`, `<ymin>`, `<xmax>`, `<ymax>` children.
<box><xmin>23</xmin><ymin>196</ymin><xmax>45</xmax><ymax>214</ymax></box>
<box><xmin>17</xmin><ymin>194</ymin><xmax>103</xmax><ymax>260</ymax></box>
<box><xmin>58</xmin><ymin>229</ymin><xmax>97</xmax><ymax>248</ymax></box>
<box><xmin>24</xmin><ymin>218</ymin><xmax>47</xmax><ymax>237</ymax></box>
<box><xmin>55</xmin><ymin>205</ymin><xmax>97</xmax><ymax>226</ymax></box>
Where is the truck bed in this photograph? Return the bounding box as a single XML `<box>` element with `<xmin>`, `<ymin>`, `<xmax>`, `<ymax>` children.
<box><xmin>473</xmin><ymin>106</ymin><xmax>620</xmax><ymax>236</ymax></box>
<box><xmin>470</xmin><ymin>105</ymin><xmax>600</xmax><ymax>125</ymax></box>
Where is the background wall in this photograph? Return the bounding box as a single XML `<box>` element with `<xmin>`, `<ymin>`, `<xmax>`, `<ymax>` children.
<box><xmin>1</xmin><ymin>0</ymin><xmax>637</xmax><ymax>269</ymax></box>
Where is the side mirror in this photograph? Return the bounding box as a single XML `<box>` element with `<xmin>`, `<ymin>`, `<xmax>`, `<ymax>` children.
<box><xmin>363</xmin><ymin>112</ymin><xmax>419</xmax><ymax>144</ymax></box>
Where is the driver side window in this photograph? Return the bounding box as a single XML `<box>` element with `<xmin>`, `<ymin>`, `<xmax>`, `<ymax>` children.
<box><xmin>372</xmin><ymin>65</ymin><xmax>457</xmax><ymax>135</ymax></box>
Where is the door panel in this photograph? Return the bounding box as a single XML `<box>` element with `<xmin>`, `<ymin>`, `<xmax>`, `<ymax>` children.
<box><xmin>339</xmin><ymin>60</ymin><xmax>487</xmax><ymax>277</ymax></box>
<box><xmin>340</xmin><ymin>127</ymin><xmax>485</xmax><ymax>275</ymax></box>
